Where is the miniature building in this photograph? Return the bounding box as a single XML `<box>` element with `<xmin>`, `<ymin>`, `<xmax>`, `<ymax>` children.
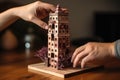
<box><xmin>48</xmin><ymin>5</ymin><xmax>70</xmax><ymax>69</ymax></box>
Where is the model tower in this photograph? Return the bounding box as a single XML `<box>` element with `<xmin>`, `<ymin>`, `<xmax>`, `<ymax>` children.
<box><xmin>48</xmin><ymin>5</ymin><xmax>70</xmax><ymax>69</ymax></box>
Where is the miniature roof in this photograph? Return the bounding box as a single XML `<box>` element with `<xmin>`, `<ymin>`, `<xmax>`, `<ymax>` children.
<box><xmin>54</xmin><ymin>4</ymin><xmax>68</xmax><ymax>14</ymax></box>
<box><xmin>55</xmin><ymin>4</ymin><xmax>62</xmax><ymax>13</ymax></box>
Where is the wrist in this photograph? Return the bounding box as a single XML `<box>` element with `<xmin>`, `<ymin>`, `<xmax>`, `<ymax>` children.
<box><xmin>114</xmin><ymin>40</ymin><xmax>120</xmax><ymax>59</ymax></box>
<box><xmin>109</xmin><ymin>42</ymin><xmax>116</xmax><ymax>58</ymax></box>
<box><xmin>9</xmin><ymin>7</ymin><xmax>20</xmax><ymax>20</ymax></box>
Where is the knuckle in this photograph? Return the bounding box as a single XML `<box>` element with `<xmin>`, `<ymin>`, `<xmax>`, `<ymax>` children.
<box><xmin>75</xmin><ymin>48</ymin><xmax>79</xmax><ymax>52</ymax></box>
<box><xmin>28</xmin><ymin>15</ymin><xmax>35</xmax><ymax>21</ymax></box>
<box><xmin>35</xmin><ymin>1</ymin><xmax>40</xmax><ymax>5</ymax></box>
<box><xmin>86</xmin><ymin>42</ymin><xmax>93</xmax><ymax>46</ymax></box>
<box><xmin>92</xmin><ymin>51</ymin><xmax>97</xmax><ymax>57</ymax></box>
<box><xmin>86</xmin><ymin>42</ymin><xmax>94</xmax><ymax>50</ymax></box>
<box><xmin>34</xmin><ymin>1</ymin><xmax>41</xmax><ymax>7</ymax></box>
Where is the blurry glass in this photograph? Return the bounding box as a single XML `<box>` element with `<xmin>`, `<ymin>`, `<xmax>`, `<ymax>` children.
<box><xmin>24</xmin><ymin>27</ymin><xmax>35</xmax><ymax>54</ymax></box>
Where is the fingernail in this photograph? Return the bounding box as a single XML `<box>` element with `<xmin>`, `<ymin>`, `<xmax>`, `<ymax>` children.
<box><xmin>73</xmin><ymin>65</ymin><xmax>75</xmax><ymax>68</ymax></box>
<box><xmin>81</xmin><ymin>66</ymin><xmax>83</xmax><ymax>69</ymax></box>
<box><xmin>81</xmin><ymin>65</ymin><xmax>84</xmax><ymax>69</ymax></box>
<box><xmin>71</xmin><ymin>59</ymin><xmax>73</xmax><ymax>62</ymax></box>
<box><xmin>73</xmin><ymin>64</ymin><xmax>76</xmax><ymax>68</ymax></box>
<box><xmin>71</xmin><ymin>56</ymin><xmax>73</xmax><ymax>62</ymax></box>
<box><xmin>44</xmin><ymin>25</ymin><xmax>48</xmax><ymax>29</ymax></box>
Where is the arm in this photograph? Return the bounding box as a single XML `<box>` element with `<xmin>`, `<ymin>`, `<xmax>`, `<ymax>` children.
<box><xmin>0</xmin><ymin>1</ymin><xmax>55</xmax><ymax>31</ymax></box>
<box><xmin>0</xmin><ymin>8</ymin><xmax>19</xmax><ymax>31</ymax></box>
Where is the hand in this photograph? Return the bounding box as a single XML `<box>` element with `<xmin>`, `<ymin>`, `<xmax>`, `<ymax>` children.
<box><xmin>14</xmin><ymin>1</ymin><xmax>55</xmax><ymax>29</ymax></box>
<box><xmin>71</xmin><ymin>42</ymin><xmax>115</xmax><ymax>68</ymax></box>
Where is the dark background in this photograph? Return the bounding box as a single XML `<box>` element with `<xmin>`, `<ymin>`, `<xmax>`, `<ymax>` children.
<box><xmin>94</xmin><ymin>12</ymin><xmax>120</xmax><ymax>42</ymax></box>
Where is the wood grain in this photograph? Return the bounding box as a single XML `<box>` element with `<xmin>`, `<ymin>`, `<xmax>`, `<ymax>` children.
<box><xmin>1</xmin><ymin>51</ymin><xmax>120</xmax><ymax>80</ymax></box>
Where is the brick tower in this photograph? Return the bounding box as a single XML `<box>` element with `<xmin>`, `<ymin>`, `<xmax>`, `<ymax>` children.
<box><xmin>48</xmin><ymin>5</ymin><xmax>70</xmax><ymax>69</ymax></box>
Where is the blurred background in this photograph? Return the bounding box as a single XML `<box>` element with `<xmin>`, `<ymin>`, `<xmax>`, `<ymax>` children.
<box><xmin>0</xmin><ymin>0</ymin><xmax>120</xmax><ymax>51</ymax></box>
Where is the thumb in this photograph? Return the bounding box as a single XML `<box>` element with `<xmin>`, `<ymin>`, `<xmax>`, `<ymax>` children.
<box><xmin>31</xmin><ymin>17</ymin><xmax>48</xmax><ymax>29</ymax></box>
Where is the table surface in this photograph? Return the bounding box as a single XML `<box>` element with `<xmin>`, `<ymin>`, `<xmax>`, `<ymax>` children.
<box><xmin>1</xmin><ymin>50</ymin><xmax>120</xmax><ymax>80</ymax></box>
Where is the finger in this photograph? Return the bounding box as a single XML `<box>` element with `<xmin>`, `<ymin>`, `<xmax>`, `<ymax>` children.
<box><xmin>61</xmin><ymin>8</ymin><xmax>67</xmax><ymax>11</ymax></box>
<box><xmin>31</xmin><ymin>17</ymin><xmax>48</xmax><ymax>29</ymax></box>
<box><xmin>61</xmin><ymin>8</ymin><xmax>69</xmax><ymax>13</ymax></box>
<box><xmin>42</xmin><ymin>3</ymin><xmax>56</xmax><ymax>12</ymax></box>
<box><xmin>81</xmin><ymin>54</ymin><xmax>94</xmax><ymax>68</ymax></box>
<box><xmin>48</xmin><ymin>4</ymin><xmax>56</xmax><ymax>12</ymax></box>
<box><xmin>73</xmin><ymin>50</ymin><xmax>88</xmax><ymax>67</ymax></box>
<box><xmin>71</xmin><ymin>45</ymin><xmax>85</xmax><ymax>62</ymax></box>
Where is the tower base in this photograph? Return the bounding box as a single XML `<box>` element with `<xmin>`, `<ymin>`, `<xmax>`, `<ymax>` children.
<box><xmin>28</xmin><ymin>62</ymin><xmax>103</xmax><ymax>78</ymax></box>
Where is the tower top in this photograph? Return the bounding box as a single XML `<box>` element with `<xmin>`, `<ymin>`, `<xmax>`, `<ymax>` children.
<box><xmin>55</xmin><ymin>4</ymin><xmax>62</xmax><ymax>13</ymax></box>
<box><xmin>50</xmin><ymin>4</ymin><xmax>68</xmax><ymax>15</ymax></box>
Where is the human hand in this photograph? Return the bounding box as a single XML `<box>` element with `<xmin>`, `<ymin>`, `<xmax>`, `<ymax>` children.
<box><xmin>71</xmin><ymin>42</ymin><xmax>115</xmax><ymax>68</ymax></box>
<box><xmin>13</xmin><ymin>1</ymin><xmax>55</xmax><ymax>29</ymax></box>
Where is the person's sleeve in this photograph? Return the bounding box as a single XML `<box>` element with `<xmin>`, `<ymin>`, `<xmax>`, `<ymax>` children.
<box><xmin>114</xmin><ymin>39</ymin><xmax>120</xmax><ymax>58</ymax></box>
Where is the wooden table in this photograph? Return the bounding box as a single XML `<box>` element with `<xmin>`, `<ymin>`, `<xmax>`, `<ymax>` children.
<box><xmin>1</xmin><ymin>50</ymin><xmax>120</xmax><ymax>80</ymax></box>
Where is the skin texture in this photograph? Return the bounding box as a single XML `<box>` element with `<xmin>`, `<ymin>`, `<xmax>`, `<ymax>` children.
<box><xmin>0</xmin><ymin>1</ymin><xmax>55</xmax><ymax>31</ymax></box>
<box><xmin>71</xmin><ymin>42</ymin><xmax>115</xmax><ymax>68</ymax></box>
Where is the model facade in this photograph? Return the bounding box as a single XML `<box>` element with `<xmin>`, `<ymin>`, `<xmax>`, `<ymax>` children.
<box><xmin>47</xmin><ymin>5</ymin><xmax>70</xmax><ymax>69</ymax></box>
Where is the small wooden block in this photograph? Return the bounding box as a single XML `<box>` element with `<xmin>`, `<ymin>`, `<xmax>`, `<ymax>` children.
<box><xmin>28</xmin><ymin>63</ymin><xmax>103</xmax><ymax>78</ymax></box>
